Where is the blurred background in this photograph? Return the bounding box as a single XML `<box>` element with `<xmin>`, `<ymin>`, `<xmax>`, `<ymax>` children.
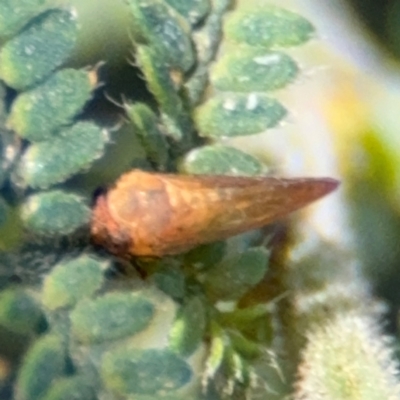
<box><xmin>285</xmin><ymin>0</ymin><xmax>400</xmax><ymax>328</ymax></box>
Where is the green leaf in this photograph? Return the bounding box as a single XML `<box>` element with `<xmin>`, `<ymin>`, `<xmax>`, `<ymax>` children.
<box><xmin>0</xmin><ymin>9</ymin><xmax>78</xmax><ymax>90</ymax></box>
<box><xmin>18</xmin><ymin>122</ymin><xmax>108</xmax><ymax>188</ymax></box>
<box><xmin>150</xmin><ymin>261</ymin><xmax>186</xmax><ymax>300</ymax></box>
<box><xmin>218</xmin><ymin>304</ymin><xmax>273</xmax><ymax>343</ymax></box>
<box><xmin>195</xmin><ymin>93</ymin><xmax>286</xmax><ymax>138</ymax></box>
<box><xmin>0</xmin><ymin>288</ymin><xmax>42</xmax><ymax>334</ymax></box>
<box><xmin>0</xmin><ymin>127</ymin><xmax>19</xmax><ymax>188</ymax></box>
<box><xmin>211</xmin><ymin>48</ymin><xmax>299</xmax><ymax>92</ymax></box>
<box><xmin>70</xmin><ymin>293</ymin><xmax>155</xmax><ymax>343</ymax></box>
<box><xmin>16</xmin><ymin>335</ymin><xmax>66</xmax><ymax>400</ymax></box>
<box><xmin>136</xmin><ymin>45</ymin><xmax>193</xmax><ymax>141</ymax></box>
<box><xmin>184</xmin><ymin>0</ymin><xmax>230</xmax><ymax>104</ymax></box>
<box><xmin>101</xmin><ymin>347</ymin><xmax>192</xmax><ymax>396</ymax></box>
<box><xmin>164</xmin><ymin>0</ymin><xmax>211</xmax><ymax>26</ymax></box>
<box><xmin>40</xmin><ymin>376</ymin><xmax>95</xmax><ymax>400</ymax></box>
<box><xmin>184</xmin><ymin>241</ymin><xmax>227</xmax><ymax>271</ymax></box>
<box><xmin>127</xmin><ymin>102</ymin><xmax>170</xmax><ymax>170</ymax></box>
<box><xmin>224</xmin><ymin>6</ymin><xmax>315</xmax><ymax>48</ymax></box>
<box><xmin>42</xmin><ymin>255</ymin><xmax>106</xmax><ymax>310</ymax></box>
<box><xmin>184</xmin><ymin>70</ymin><xmax>208</xmax><ymax>106</ymax></box>
<box><xmin>127</xmin><ymin>0</ymin><xmax>195</xmax><ymax>71</ymax></box>
<box><xmin>8</xmin><ymin>69</ymin><xmax>97</xmax><ymax>141</ymax></box>
<box><xmin>21</xmin><ymin>190</ymin><xmax>91</xmax><ymax>235</ymax></box>
<box><xmin>205</xmin><ymin>246</ymin><xmax>270</xmax><ymax>301</ymax></box>
<box><xmin>0</xmin><ymin>196</ymin><xmax>9</xmax><ymax>228</ymax></box>
<box><xmin>181</xmin><ymin>145</ymin><xmax>264</xmax><ymax>176</ymax></box>
<box><xmin>0</xmin><ymin>0</ymin><xmax>50</xmax><ymax>38</ymax></box>
<box><xmin>169</xmin><ymin>297</ymin><xmax>206</xmax><ymax>356</ymax></box>
<box><xmin>204</xmin><ymin>324</ymin><xmax>225</xmax><ymax>384</ymax></box>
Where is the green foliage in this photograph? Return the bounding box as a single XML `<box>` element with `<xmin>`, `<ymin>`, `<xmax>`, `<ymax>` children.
<box><xmin>134</xmin><ymin>44</ymin><xmax>193</xmax><ymax>141</ymax></box>
<box><xmin>204</xmin><ymin>247</ymin><xmax>269</xmax><ymax>301</ymax></box>
<box><xmin>183</xmin><ymin>241</ymin><xmax>227</xmax><ymax>270</ymax></box>
<box><xmin>21</xmin><ymin>191</ymin><xmax>91</xmax><ymax>235</ymax></box>
<box><xmin>0</xmin><ymin>0</ymin><xmax>50</xmax><ymax>38</ymax></box>
<box><xmin>0</xmin><ymin>196</ymin><xmax>9</xmax><ymax>228</ymax></box>
<box><xmin>164</xmin><ymin>0</ymin><xmax>210</xmax><ymax>26</ymax></box>
<box><xmin>0</xmin><ymin>288</ymin><xmax>42</xmax><ymax>334</ymax></box>
<box><xmin>127</xmin><ymin>0</ymin><xmax>195</xmax><ymax>72</ymax></box>
<box><xmin>3</xmin><ymin>2</ymin><xmax>391</xmax><ymax>400</ymax></box>
<box><xmin>1</xmin><ymin>16</ymin><xmax>105</xmax><ymax>237</ymax></box>
<box><xmin>40</xmin><ymin>377</ymin><xmax>95</xmax><ymax>400</ymax></box>
<box><xmin>17</xmin><ymin>122</ymin><xmax>108</xmax><ymax>188</ymax></box>
<box><xmin>70</xmin><ymin>292</ymin><xmax>155</xmax><ymax>344</ymax></box>
<box><xmin>0</xmin><ymin>0</ymin><xmax>309</xmax><ymax>397</ymax></box>
<box><xmin>0</xmin><ymin>9</ymin><xmax>78</xmax><ymax>90</ymax></box>
<box><xmin>190</xmin><ymin>2</ymin><xmax>314</xmax><ymax>140</ymax></box>
<box><xmin>169</xmin><ymin>296</ymin><xmax>206</xmax><ymax>356</ymax></box>
<box><xmin>0</xmin><ymin>126</ymin><xmax>18</xmax><ymax>189</ymax></box>
<box><xmin>101</xmin><ymin>347</ymin><xmax>192</xmax><ymax>397</ymax></box>
<box><xmin>204</xmin><ymin>326</ymin><xmax>225</xmax><ymax>386</ymax></box>
<box><xmin>8</xmin><ymin>69</ymin><xmax>97</xmax><ymax>142</ymax></box>
<box><xmin>210</xmin><ymin>48</ymin><xmax>299</xmax><ymax>92</ymax></box>
<box><xmin>224</xmin><ymin>6</ymin><xmax>315</xmax><ymax>48</ymax></box>
<box><xmin>150</xmin><ymin>261</ymin><xmax>186</xmax><ymax>300</ymax></box>
<box><xmin>127</xmin><ymin>103</ymin><xmax>170</xmax><ymax>170</ymax></box>
<box><xmin>181</xmin><ymin>145</ymin><xmax>264</xmax><ymax>176</ymax></box>
<box><xmin>184</xmin><ymin>0</ymin><xmax>231</xmax><ymax>105</ymax></box>
<box><xmin>16</xmin><ymin>335</ymin><xmax>66</xmax><ymax>400</ymax></box>
<box><xmin>195</xmin><ymin>93</ymin><xmax>287</xmax><ymax>138</ymax></box>
<box><xmin>41</xmin><ymin>255</ymin><xmax>106</xmax><ymax>310</ymax></box>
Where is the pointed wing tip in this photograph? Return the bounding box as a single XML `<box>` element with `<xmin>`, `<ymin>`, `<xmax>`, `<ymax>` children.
<box><xmin>307</xmin><ymin>177</ymin><xmax>340</xmax><ymax>202</ymax></box>
<box><xmin>318</xmin><ymin>177</ymin><xmax>340</xmax><ymax>194</ymax></box>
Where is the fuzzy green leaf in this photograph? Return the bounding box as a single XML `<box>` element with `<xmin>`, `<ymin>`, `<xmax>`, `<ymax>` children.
<box><xmin>40</xmin><ymin>376</ymin><xmax>95</xmax><ymax>400</ymax></box>
<box><xmin>127</xmin><ymin>102</ymin><xmax>169</xmax><ymax>170</ymax></box>
<box><xmin>127</xmin><ymin>0</ymin><xmax>194</xmax><ymax>72</ymax></box>
<box><xmin>204</xmin><ymin>325</ymin><xmax>225</xmax><ymax>384</ymax></box>
<box><xmin>195</xmin><ymin>93</ymin><xmax>287</xmax><ymax>138</ymax></box>
<box><xmin>0</xmin><ymin>196</ymin><xmax>9</xmax><ymax>228</ymax></box>
<box><xmin>42</xmin><ymin>255</ymin><xmax>106</xmax><ymax>310</ymax></box>
<box><xmin>101</xmin><ymin>347</ymin><xmax>192</xmax><ymax>396</ymax></box>
<box><xmin>8</xmin><ymin>69</ymin><xmax>97</xmax><ymax>141</ymax></box>
<box><xmin>0</xmin><ymin>128</ymin><xmax>19</xmax><ymax>188</ymax></box>
<box><xmin>184</xmin><ymin>0</ymin><xmax>229</xmax><ymax>104</ymax></box>
<box><xmin>184</xmin><ymin>241</ymin><xmax>227</xmax><ymax>271</ymax></box>
<box><xmin>21</xmin><ymin>190</ymin><xmax>91</xmax><ymax>235</ymax></box>
<box><xmin>224</xmin><ymin>6</ymin><xmax>315</xmax><ymax>48</ymax></box>
<box><xmin>164</xmin><ymin>0</ymin><xmax>211</xmax><ymax>26</ymax></box>
<box><xmin>211</xmin><ymin>48</ymin><xmax>299</xmax><ymax>92</ymax></box>
<box><xmin>0</xmin><ymin>0</ymin><xmax>51</xmax><ymax>38</ymax></box>
<box><xmin>181</xmin><ymin>144</ymin><xmax>264</xmax><ymax>175</ymax></box>
<box><xmin>151</xmin><ymin>261</ymin><xmax>186</xmax><ymax>300</ymax></box>
<box><xmin>169</xmin><ymin>296</ymin><xmax>206</xmax><ymax>356</ymax></box>
<box><xmin>0</xmin><ymin>288</ymin><xmax>42</xmax><ymax>334</ymax></box>
<box><xmin>136</xmin><ymin>45</ymin><xmax>193</xmax><ymax>141</ymax></box>
<box><xmin>205</xmin><ymin>247</ymin><xmax>269</xmax><ymax>301</ymax></box>
<box><xmin>16</xmin><ymin>335</ymin><xmax>66</xmax><ymax>400</ymax></box>
<box><xmin>70</xmin><ymin>293</ymin><xmax>155</xmax><ymax>343</ymax></box>
<box><xmin>0</xmin><ymin>9</ymin><xmax>78</xmax><ymax>90</ymax></box>
<box><xmin>18</xmin><ymin>122</ymin><xmax>108</xmax><ymax>188</ymax></box>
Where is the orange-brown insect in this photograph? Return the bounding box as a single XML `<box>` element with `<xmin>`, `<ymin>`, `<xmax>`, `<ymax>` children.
<box><xmin>91</xmin><ymin>170</ymin><xmax>339</xmax><ymax>257</ymax></box>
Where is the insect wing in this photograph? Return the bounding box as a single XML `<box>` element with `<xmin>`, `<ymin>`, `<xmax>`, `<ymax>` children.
<box><xmin>157</xmin><ymin>174</ymin><xmax>338</xmax><ymax>244</ymax></box>
<box><xmin>91</xmin><ymin>170</ymin><xmax>339</xmax><ymax>257</ymax></box>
